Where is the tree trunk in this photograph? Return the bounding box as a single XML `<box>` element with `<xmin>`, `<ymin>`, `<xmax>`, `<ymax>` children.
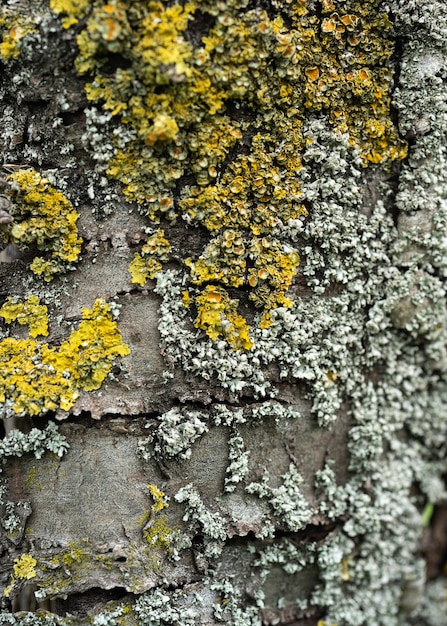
<box><xmin>0</xmin><ymin>0</ymin><xmax>446</xmax><ymax>624</ymax></box>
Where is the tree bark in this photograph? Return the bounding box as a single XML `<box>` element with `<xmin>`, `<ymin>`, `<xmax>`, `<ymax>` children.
<box><xmin>0</xmin><ymin>0</ymin><xmax>446</xmax><ymax>624</ymax></box>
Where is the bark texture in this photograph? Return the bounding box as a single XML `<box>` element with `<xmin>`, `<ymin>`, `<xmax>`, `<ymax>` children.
<box><xmin>0</xmin><ymin>1</ymin><xmax>447</xmax><ymax>625</ymax></box>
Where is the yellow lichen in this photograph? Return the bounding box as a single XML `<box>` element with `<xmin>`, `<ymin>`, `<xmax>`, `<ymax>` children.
<box><xmin>195</xmin><ymin>285</ymin><xmax>253</xmax><ymax>351</ymax></box>
<box><xmin>0</xmin><ymin>295</ymin><xmax>48</xmax><ymax>338</ymax></box>
<box><xmin>51</xmin><ymin>0</ymin><xmax>407</xmax><ymax>349</ymax></box>
<box><xmin>143</xmin><ymin>485</ymin><xmax>177</xmax><ymax>560</ymax></box>
<box><xmin>49</xmin><ymin>0</ymin><xmax>92</xmax><ymax>29</ymax></box>
<box><xmin>0</xmin><ymin>298</ymin><xmax>130</xmax><ymax>416</ymax></box>
<box><xmin>147</xmin><ymin>484</ymin><xmax>168</xmax><ymax>513</ymax></box>
<box><xmin>5</xmin><ymin>170</ymin><xmax>83</xmax><ymax>282</ymax></box>
<box><xmin>340</xmin><ymin>556</ymin><xmax>353</xmax><ymax>581</ymax></box>
<box><xmin>4</xmin><ymin>553</ymin><xmax>37</xmax><ymax>598</ymax></box>
<box><xmin>128</xmin><ymin>229</ymin><xmax>171</xmax><ymax>286</ymax></box>
<box><xmin>0</xmin><ymin>13</ymin><xmax>37</xmax><ymax>61</ymax></box>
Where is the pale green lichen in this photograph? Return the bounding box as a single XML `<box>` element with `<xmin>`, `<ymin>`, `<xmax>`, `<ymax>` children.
<box><xmin>134</xmin><ymin>588</ymin><xmax>199</xmax><ymax>626</ymax></box>
<box><xmin>175</xmin><ymin>483</ymin><xmax>227</xmax><ymax>555</ymax></box>
<box><xmin>0</xmin><ymin>298</ymin><xmax>130</xmax><ymax>417</ymax></box>
<box><xmin>224</xmin><ymin>433</ymin><xmax>250</xmax><ymax>493</ymax></box>
<box><xmin>139</xmin><ymin>407</ymin><xmax>208</xmax><ymax>461</ymax></box>
<box><xmin>0</xmin><ymin>421</ymin><xmax>69</xmax><ymax>460</ymax></box>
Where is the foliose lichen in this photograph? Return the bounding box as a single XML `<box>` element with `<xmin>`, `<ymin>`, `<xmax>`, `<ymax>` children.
<box><xmin>4</xmin><ymin>169</ymin><xmax>83</xmax><ymax>282</ymax></box>
<box><xmin>0</xmin><ymin>10</ymin><xmax>37</xmax><ymax>61</ymax></box>
<box><xmin>50</xmin><ymin>0</ymin><xmax>406</xmax><ymax>348</ymax></box>
<box><xmin>0</xmin><ymin>421</ymin><xmax>69</xmax><ymax>460</ymax></box>
<box><xmin>4</xmin><ymin>553</ymin><xmax>37</xmax><ymax>598</ymax></box>
<box><xmin>0</xmin><ymin>297</ymin><xmax>130</xmax><ymax>417</ymax></box>
<box><xmin>0</xmin><ymin>295</ymin><xmax>48</xmax><ymax>338</ymax></box>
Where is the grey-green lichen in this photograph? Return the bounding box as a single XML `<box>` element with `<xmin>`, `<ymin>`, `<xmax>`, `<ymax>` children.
<box><xmin>175</xmin><ymin>483</ymin><xmax>227</xmax><ymax>556</ymax></box>
<box><xmin>224</xmin><ymin>433</ymin><xmax>250</xmax><ymax>493</ymax></box>
<box><xmin>0</xmin><ymin>421</ymin><xmax>69</xmax><ymax>460</ymax></box>
<box><xmin>138</xmin><ymin>406</ymin><xmax>209</xmax><ymax>461</ymax></box>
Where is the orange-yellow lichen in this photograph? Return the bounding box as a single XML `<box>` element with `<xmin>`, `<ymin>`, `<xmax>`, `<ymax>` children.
<box><xmin>51</xmin><ymin>0</ymin><xmax>407</xmax><ymax>349</ymax></box>
<box><xmin>0</xmin><ymin>295</ymin><xmax>48</xmax><ymax>338</ymax></box>
<box><xmin>195</xmin><ymin>285</ymin><xmax>253</xmax><ymax>351</ymax></box>
<box><xmin>0</xmin><ymin>298</ymin><xmax>130</xmax><ymax>416</ymax></box>
<box><xmin>49</xmin><ymin>0</ymin><xmax>92</xmax><ymax>29</ymax></box>
<box><xmin>0</xmin><ymin>13</ymin><xmax>37</xmax><ymax>61</ymax></box>
<box><xmin>128</xmin><ymin>229</ymin><xmax>171</xmax><ymax>286</ymax></box>
<box><xmin>147</xmin><ymin>484</ymin><xmax>168</xmax><ymax>513</ymax></box>
<box><xmin>143</xmin><ymin>485</ymin><xmax>177</xmax><ymax>558</ymax></box>
<box><xmin>5</xmin><ymin>170</ymin><xmax>83</xmax><ymax>281</ymax></box>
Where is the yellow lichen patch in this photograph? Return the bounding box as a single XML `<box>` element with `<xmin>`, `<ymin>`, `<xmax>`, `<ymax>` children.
<box><xmin>4</xmin><ymin>553</ymin><xmax>37</xmax><ymax>598</ymax></box>
<box><xmin>248</xmin><ymin>238</ymin><xmax>300</xmax><ymax>314</ymax></box>
<box><xmin>6</xmin><ymin>170</ymin><xmax>83</xmax><ymax>282</ymax></box>
<box><xmin>186</xmin><ymin>230</ymin><xmax>246</xmax><ymax>289</ymax></box>
<box><xmin>128</xmin><ymin>229</ymin><xmax>171</xmax><ymax>286</ymax></box>
<box><xmin>181</xmin><ymin>290</ymin><xmax>191</xmax><ymax>308</ymax></box>
<box><xmin>143</xmin><ymin>485</ymin><xmax>177</xmax><ymax>560</ymax></box>
<box><xmin>0</xmin><ymin>13</ymin><xmax>37</xmax><ymax>61</ymax></box>
<box><xmin>0</xmin><ymin>295</ymin><xmax>48</xmax><ymax>338</ymax></box>
<box><xmin>51</xmin><ymin>0</ymin><xmax>408</xmax><ymax>349</ymax></box>
<box><xmin>54</xmin><ymin>299</ymin><xmax>131</xmax><ymax>392</ymax></box>
<box><xmin>0</xmin><ymin>299</ymin><xmax>130</xmax><ymax>416</ymax></box>
<box><xmin>49</xmin><ymin>0</ymin><xmax>91</xmax><ymax>28</ymax></box>
<box><xmin>340</xmin><ymin>556</ymin><xmax>353</xmax><ymax>581</ymax></box>
<box><xmin>195</xmin><ymin>286</ymin><xmax>253</xmax><ymax>351</ymax></box>
<box><xmin>147</xmin><ymin>484</ymin><xmax>168</xmax><ymax>513</ymax></box>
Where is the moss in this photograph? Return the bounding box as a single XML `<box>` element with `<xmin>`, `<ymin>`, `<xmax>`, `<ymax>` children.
<box><xmin>51</xmin><ymin>0</ymin><xmax>406</xmax><ymax>349</ymax></box>
<box><xmin>24</xmin><ymin>466</ymin><xmax>41</xmax><ymax>491</ymax></box>
<box><xmin>0</xmin><ymin>298</ymin><xmax>130</xmax><ymax>416</ymax></box>
<box><xmin>0</xmin><ymin>295</ymin><xmax>48</xmax><ymax>338</ymax></box>
<box><xmin>0</xmin><ymin>12</ymin><xmax>37</xmax><ymax>61</ymax></box>
<box><xmin>5</xmin><ymin>170</ymin><xmax>83</xmax><ymax>282</ymax></box>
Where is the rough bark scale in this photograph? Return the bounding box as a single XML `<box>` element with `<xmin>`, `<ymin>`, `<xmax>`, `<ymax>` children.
<box><xmin>0</xmin><ymin>1</ymin><xmax>446</xmax><ymax>625</ymax></box>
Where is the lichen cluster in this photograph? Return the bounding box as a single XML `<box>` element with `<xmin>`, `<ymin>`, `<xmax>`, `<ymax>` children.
<box><xmin>0</xmin><ymin>10</ymin><xmax>37</xmax><ymax>61</ymax></box>
<box><xmin>4</xmin><ymin>169</ymin><xmax>82</xmax><ymax>281</ymax></box>
<box><xmin>0</xmin><ymin>298</ymin><xmax>130</xmax><ymax>416</ymax></box>
<box><xmin>128</xmin><ymin>228</ymin><xmax>172</xmax><ymax>286</ymax></box>
<box><xmin>3</xmin><ymin>553</ymin><xmax>37</xmax><ymax>599</ymax></box>
<box><xmin>1</xmin><ymin>0</ymin><xmax>445</xmax><ymax>623</ymax></box>
<box><xmin>0</xmin><ymin>295</ymin><xmax>48</xmax><ymax>338</ymax></box>
<box><xmin>51</xmin><ymin>0</ymin><xmax>406</xmax><ymax>347</ymax></box>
